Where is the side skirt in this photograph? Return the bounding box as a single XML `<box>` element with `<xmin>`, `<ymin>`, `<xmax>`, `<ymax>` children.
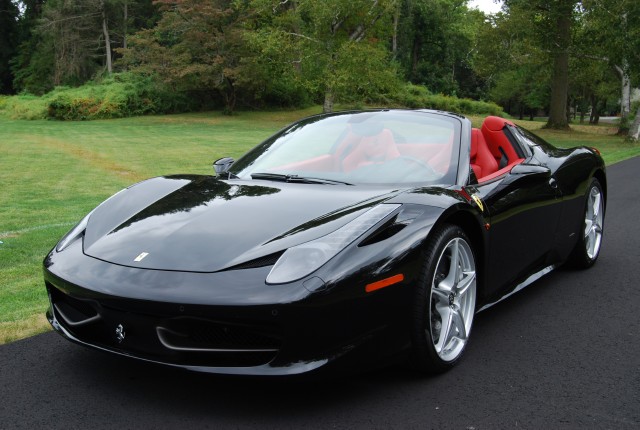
<box><xmin>477</xmin><ymin>264</ymin><xmax>557</xmax><ymax>313</ymax></box>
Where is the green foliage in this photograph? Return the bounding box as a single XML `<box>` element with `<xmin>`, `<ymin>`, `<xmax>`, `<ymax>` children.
<box><xmin>0</xmin><ymin>93</ymin><xmax>49</xmax><ymax>120</ymax></box>
<box><xmin>119</xmin><ymin>0</ymin><xmax>251</xmax><ymax>114</ymax></box>
<box><xmin>0</xmin><ymin>0</ymin><xmax>20</xmax><ymax>94</ymax></box>
<box><xmin>0</xmin><ymin>73</ymin><xmax>196</xmax><ymax>120</ymax></box>
<box><xmin>249</xmin><ymin>0</ymin><xmax>401</xmax><ymax>111</ymax></box>
<box><xmin>389</xmin><ymin>84</ymin><xmax>504</xmax><ymax>116</ymax></box>
<box><xmin>396</xmin><ymin>0</ymin><xmax>485</xmax><ymax>99</ymax></box>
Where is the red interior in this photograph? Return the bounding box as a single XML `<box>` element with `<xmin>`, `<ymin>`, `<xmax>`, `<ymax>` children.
<box><xmin>470</xmin><ymin>128</ymin><xmax>498</xmax><ymax>179</ymax></box>
<box><xmin>470</xmin><ymin>116</ymin><xmax>525</xmax><ymax>183</ymax></box>
<box><xmin>481</xmin><ymin>116</ymin><xmax>520</xmax><ymax>166</ymax></box>
<box><xmin>273</xmin><ymin>128</ymin><xmax>453</xmax><ymax>175</ymax></box>
<box><xmin>342</xmin><ymin>129</ymin><xmax>400</xmax><ymax>172</ymax></box>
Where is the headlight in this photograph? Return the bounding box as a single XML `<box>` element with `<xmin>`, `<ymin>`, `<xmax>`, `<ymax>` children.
<box><xmin>266</xmin><ymin>204</ymin><xmax>401</xmax><ymax>284</ymax></box>
<box><xmin>55</xmin><ymin>211</ymin><xmax>93</xmax><ymax>252</ymax></box>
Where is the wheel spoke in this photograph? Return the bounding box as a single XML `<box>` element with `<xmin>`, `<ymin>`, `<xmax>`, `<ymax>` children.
<box><xmin>431</xmin><ymin>286</ymin><xmax>450</xmax><ymax>305</ymax></box>
<box><xmin>451</xmin><ymin>307</ymin><xmax>467</xmax><ymax>341</ymax></box>
<box><xmin>584</xmin><ymin>219</ymin><xmax>593</xmax><ymax>238</ymax></box>
<box><xmin>456</xmin><ymin>270</ymin><xmax>476</xmax><ymax>298</ymax></box>
<box><xmin>435</xmin><ymin>306</ymin><xmax>453</xmax><ymax>353</ymax></box>
<box><xmin>592</xmin><ymin>192</ymin><xmax>601</xmax><ymax>218</ymax></box>
<box><xmin>441</xmin><ymin>239</ymin><xmax>460</xmax><ymax>290</ymax></box>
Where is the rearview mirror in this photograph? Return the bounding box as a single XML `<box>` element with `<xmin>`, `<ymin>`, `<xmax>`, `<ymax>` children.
<box><xmin>213</xmin><ymin>157</ymin><xmax>235</xmax><ymax>176</ymax></box>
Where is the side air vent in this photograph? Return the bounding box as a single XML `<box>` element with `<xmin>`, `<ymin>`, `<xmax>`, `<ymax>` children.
<box><xmin>359</xmin><ymin>221</ymin><xmax>407</xmax><ymax>247</ymax></box>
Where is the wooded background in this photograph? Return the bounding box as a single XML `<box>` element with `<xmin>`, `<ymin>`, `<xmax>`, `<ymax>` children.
<box><xmin>1</xmin><ymin>0</ymin><xmax>639</xmax><ymax>136</ymax></box>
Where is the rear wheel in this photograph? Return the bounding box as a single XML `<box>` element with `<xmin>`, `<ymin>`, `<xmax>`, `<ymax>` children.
<box><xmin>411</xmin><ymin>224</ymin><xmax>477</xmax><ymax>373</ymax></box>
<box><xmin>569</xmin><ymin>178</ymin><xmax>604</xmax><ymax>269</ymax></box>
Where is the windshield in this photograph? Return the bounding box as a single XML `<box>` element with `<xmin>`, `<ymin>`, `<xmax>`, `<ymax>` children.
<box><xmin>231</xmin><ymin>111</ymin><xmax>461</xmax><ymax>186</ymax></box>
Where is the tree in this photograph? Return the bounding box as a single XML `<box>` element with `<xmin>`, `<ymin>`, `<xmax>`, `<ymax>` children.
<box><xmin>395</xmin><ymin>0</ymin><xmax>484</xmax><ymax>98</ymax></box>
<box><xmin>120</xmin><ymin>0</ymin><xmax>251</xmax><ymax>113</ymax></box>
<box><xmin>581</xmin><ymin>0</ymin><xmax>640</xmax><ymax>139</ymax></box>
<box><xmin>250</xmin><ymin>0</ymin><xmax>400</xmax><ymax>112</ymax></box>
<box><xmin>503</xmin><ymin>0</ymin><xmax>578</xmax><ymax>129</ymax></box>
<box><xmin>0</xmin><ymin>0</ymin><xmax>20</xmax><ymax>93</ymax></box>
<box><xmin>474</xmin><ymin>7</ymin><xmax>550</xmax><ymax>118</ymax></box>
<box><xmin>10</xmin><ymin>0</ymin><xmax>157</xmax><ymax>94</ymax></box>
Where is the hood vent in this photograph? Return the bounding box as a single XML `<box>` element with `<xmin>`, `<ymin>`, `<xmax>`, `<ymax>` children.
<box><xmin>225</xmin><ymin>250</ymin><xmax>285</xmax><ymax>271</ymax></box>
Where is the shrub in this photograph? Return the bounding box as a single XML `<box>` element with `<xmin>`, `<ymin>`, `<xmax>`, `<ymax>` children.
<box><xmin>1</xmin><ymin>73</ymin><xmax>198</xmax><ymax>120</ymax></box>
<box><xmin>46</xmin><ymin>73</ymin><xmax>194</xmax><ymax>120</ymax></box>
<box><xmin>0</xmin><ymin>94</ymin><xmax>49</xmax><ymax>119</ymax></box>
<box><xmin>384</xmin><ymin>83</ymin><xmax>505</xmax><ymax>116</ymax></box>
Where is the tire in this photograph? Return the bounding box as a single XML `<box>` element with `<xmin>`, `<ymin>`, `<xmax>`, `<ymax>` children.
<box><xmin>410</xmin><ymin>224</ymin><xmax>477</xmax><ymax>373</ymax></box>
<box><xmin>569</xmin><ymin>178</ymin><xmax>605</xmax><ymax>269</ymax></box>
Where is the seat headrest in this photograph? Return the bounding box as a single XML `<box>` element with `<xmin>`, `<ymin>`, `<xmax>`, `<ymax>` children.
<box><xmin>482</xmin><ymin>116</ymin><xmax>515</xmax><ymax>131</ymax></box>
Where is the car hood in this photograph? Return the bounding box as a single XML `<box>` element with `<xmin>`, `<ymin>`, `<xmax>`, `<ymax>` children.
<box><xmin>83</xmin><ymin>175</ymin><xmax>402</xmax><ymax>272</ymax></box>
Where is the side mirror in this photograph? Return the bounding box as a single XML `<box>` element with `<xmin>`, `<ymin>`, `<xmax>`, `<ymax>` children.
<box><xmin>213</xmin><ymin>157</ymin><xmax>235</xmax><ymax>176</ymax></box>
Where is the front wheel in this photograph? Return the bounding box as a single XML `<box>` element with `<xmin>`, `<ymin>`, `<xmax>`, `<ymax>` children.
<box><xmin>569</xmin><ymin>178</ymin><xmax>605</xmax><ymax>269</ymax></box>
<box><xmin>410</xmin><ymin>224</ymin><xmax>477</xmax><ymax>373</ymax></box>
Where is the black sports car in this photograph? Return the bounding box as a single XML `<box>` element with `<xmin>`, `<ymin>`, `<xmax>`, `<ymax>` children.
<box><xmin>44</xmin><ymin>110</ymin><xmax>606</xmax><ymax>375</ymax></box>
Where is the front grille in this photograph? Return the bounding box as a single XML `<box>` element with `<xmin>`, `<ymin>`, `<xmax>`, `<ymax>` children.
<box><xmin>157</xmin><ymin>318</ymin><xmax>280</xmax><ymax>351</ymax></box>
<box><xmin>47</xmin><ymin>283</ymin><xmax>280</xmax><ymax>367</ymax></box>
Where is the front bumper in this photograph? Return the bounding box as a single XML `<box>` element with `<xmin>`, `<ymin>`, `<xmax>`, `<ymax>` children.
<box><xmin>44</xmin><ymin>240</ymin><xmax>413</xmax><ymax>375</ymax></box>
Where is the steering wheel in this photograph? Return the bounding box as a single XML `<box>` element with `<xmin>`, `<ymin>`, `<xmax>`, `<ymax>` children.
<box><xmin>391</xmin><ymin>156</ymin><xmax>438</xmax><ymax>177</ymax></box>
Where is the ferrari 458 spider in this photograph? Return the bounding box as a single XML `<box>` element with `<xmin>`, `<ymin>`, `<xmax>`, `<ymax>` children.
<box><xmin>44</xmin><ymin>110</ymin><xmax>606</xmax><ymax>375</ymax></box>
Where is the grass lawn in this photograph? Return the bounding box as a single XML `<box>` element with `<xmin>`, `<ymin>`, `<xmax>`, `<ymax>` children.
<box><xmin>1</xmin><ymin>108</ymin><xmax>639</xmax><ymax>344</ymax></box>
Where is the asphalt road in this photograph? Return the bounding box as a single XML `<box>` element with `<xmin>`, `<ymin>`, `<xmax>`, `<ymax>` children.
<box><xmin>2</xmin><ymin>158</ymin><xmax>639</xmax><ymax>429</ymax></box>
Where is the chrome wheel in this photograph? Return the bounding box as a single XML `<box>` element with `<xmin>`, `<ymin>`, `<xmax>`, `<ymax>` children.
<box><xmin>584</xmin><ymin>185</ymin><xmax>603</xmax><ymax>260</ymax></box>
<box><xmin>429</xmin><ymin>237</ymin><xmax>476</xmax><ymax>362</ymax></box>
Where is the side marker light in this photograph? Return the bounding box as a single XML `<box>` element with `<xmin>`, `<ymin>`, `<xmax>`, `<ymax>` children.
<box><xmin>365</xmin><ymin>274</ymin><xmax>405</xmax><ymax>293</ymax></box>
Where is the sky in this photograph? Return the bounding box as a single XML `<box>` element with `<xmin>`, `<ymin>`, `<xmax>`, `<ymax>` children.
<box><xmin>467</xmin><ymin>0</ymin><xmax>504</xmax><ymax>14</ymax></box>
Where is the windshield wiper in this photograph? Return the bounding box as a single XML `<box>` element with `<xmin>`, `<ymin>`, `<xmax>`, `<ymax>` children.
<box><xmin>250</xmin><ymin>173</ymin><xmax>352</xmax><ymax>185</ymax></box>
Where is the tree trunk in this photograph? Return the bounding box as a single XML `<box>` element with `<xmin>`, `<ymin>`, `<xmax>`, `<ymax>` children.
<box><xmin>223</xmin><ymin>78</ymin><xmax>236</xmax><ymax>115</ymax></box>
<box><xmin>545</xmin><ymin>1</ymin><xmax>572</xmax><ymax>130</ymax></box>
<box><xmin>392</xmin><ymin>6</ymin><xmax>399</xmax><ymax>58</ymax></box>
<box><xmin>593</xmin><ymin>100</ymin><xmax>601</xmax><ymax>125</ymax></box>
<box><xmin>615</xmin><ymin>64</ymin><xmax>631</xmax><ymax>119</ymax></box>
<box><xmin>589</xmin><ymin>95</ymin><xmax>597</xmax><ymax>124</ymax></box>
<box><xmin>629</xmin><ymin>107</ymin><xmax>640</xmax><ymax>141</ymax></box>
<box><xmin>411</xmin><ymin>35</ymin><xmax>421</xmax><ymax>81</ymax></box>
<box><xmin>101</xmin><ymin>0</ymin><xmax>112</xmax><ymax>74</ymax></box>
<box><xmin>323</xmin><ymin>88</ymin><xmax>334</xmax><ymax>113</ymax></box>
<box><xmin>123</xmin><ymin>0</ymin><xmax>128</xmax><ymax>49</ymax></box>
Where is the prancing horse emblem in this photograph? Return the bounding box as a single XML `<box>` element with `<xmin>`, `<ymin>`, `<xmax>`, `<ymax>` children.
<box><xmin>115</xmin><ymin>324</ymin><xmax>126</xmax><ymax>343</ymax></box>
<box><xmin>471</xmin><ymin>194</ymin><xmax>484</xmax><ymax>212</ymax></box>
<box><xmin>134</xmin><ymin>252</ymin><xmax>149</xmax><ymax>262</ymax></box>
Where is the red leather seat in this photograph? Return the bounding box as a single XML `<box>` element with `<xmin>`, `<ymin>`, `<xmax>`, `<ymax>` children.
<box><xmin>470</xmin><ymin>128</ymin><xmax>498</xmax><ymax>179</ymax></box>
<box><xmin>481</xmin><ymin>116</ymin><xmax>519</xmax><ymax>167</ymax></box>
<box><xmin>342</xmin><ymin>129</ymin><xmax>400</xmax><ymax>172</ymax></box>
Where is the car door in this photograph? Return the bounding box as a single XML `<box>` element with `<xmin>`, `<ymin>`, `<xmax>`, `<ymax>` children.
<box><xmin>470</xmin><ymin>162</ymin><xmax>563</xmax><ymax>299</ymax></box>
